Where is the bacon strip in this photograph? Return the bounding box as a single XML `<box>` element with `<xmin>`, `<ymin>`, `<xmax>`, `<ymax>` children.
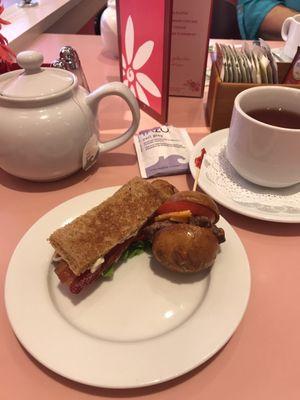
<box><xmin>54</xmin><ymin>261</ymin><xmax>76</xmax><ymax>286</ymax></box>
<box><xmin>54</xmin><ymin>235</ymin><xmax>144</xmax><ymax>294</ymax></box>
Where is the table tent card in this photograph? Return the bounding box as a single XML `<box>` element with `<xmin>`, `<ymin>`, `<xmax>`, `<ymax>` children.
<box><xmin>117</xmin><ymin>0</ymin><xmax>212</xmax><ymax>123</ymax></box>
<box><xmin>116</xmin><ymin>0</ymin><xmax>173</xmax><ymax>123</ymax></box>
<box><xmin>170</xmin><ymin>0</ymin><xmax>213</xmax><ymax>97</ymax></box>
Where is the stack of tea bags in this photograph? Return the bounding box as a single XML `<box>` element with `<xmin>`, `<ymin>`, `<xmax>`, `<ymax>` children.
<box><xmin>214</xmin><ymin>40</ymin><xmax>278</xmax><ymax>84</ymax></box>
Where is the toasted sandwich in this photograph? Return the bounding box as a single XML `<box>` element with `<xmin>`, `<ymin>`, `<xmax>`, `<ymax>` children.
<box><xmin>49</xmin><ymin>177</ymin><xmax>177</xmax><ymax>294</ymax></box>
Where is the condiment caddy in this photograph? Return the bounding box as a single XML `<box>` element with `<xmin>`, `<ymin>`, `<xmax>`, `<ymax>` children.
<box><xmin>206</xmin><ymin>42</ymin><xmax>300</xmax><ymax>132</ymax></box>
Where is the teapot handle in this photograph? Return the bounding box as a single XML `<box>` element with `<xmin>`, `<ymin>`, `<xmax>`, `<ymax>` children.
<box><xmin>85</xmin><ymin>82</ymin><xmax>140</xmax><ymax>153</ymax></box>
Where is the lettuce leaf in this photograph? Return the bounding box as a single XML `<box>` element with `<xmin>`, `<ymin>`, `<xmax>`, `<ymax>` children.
<box><xmin>102</xmin><ymin>265</ymin><xmax>115</xmax><ymax>279</ymax></box>
<box><xmin>121</xmin><ymin>240</ymin><xmax>152</xmax><ymax>261</ymax></box>
<box><xmin>101</xmin><ymin>240</ymin><xmax>152</xmax><ymax>279</ymax></box>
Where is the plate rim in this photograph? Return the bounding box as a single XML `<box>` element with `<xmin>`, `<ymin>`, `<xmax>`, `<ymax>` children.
<box><xmin>189</xmin><ymin>129</ymin><xmax>300</xmax><ymax>224</ymax></box>
<box><xmin>4</xmin><ymin>186</ymin><xmax>251</xmax><ymax>389</ymax></box>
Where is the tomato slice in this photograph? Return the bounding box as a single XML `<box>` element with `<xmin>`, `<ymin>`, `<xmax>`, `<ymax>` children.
<box><xmin>156</xmin><ymin>200</ymin><xmax>216</xmax><ymax>222</ymax></box>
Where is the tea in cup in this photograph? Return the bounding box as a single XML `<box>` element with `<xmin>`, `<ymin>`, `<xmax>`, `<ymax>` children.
<box><xmin>226</xmin><ymin>86</ymin><xmax>300</xmax><ymax>188</ymax></box>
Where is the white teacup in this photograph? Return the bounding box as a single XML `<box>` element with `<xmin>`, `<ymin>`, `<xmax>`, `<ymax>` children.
<box><xmin>281</xmin><ymin>14</ymin><xmax>300</xmax><ymax>59</ymax></box>
<box><xmin>226</xmin><ymin>86</ymin><xmax>300</xmax><ymax>188</ymax></box>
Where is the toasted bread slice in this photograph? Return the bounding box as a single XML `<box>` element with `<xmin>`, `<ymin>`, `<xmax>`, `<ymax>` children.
<box><xmin>150</xmin><ymin>179</ymin><xmax>178</xmax><ymax>201</ymax></box>
<box><xmin>49</xmin><ymin>177</ymin><xmax>175</xmax><ymax>276</ymax></box>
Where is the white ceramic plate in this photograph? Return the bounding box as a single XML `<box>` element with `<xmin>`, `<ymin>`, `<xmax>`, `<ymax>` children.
<box><xmin>5</xmin><ymin>186</ymin><xmax>250</xmax><ymax>389</ymax></box>
<box><xmin>190</xmin><ymin>129</ymin><xmax>300</xmax><ymax>223</ymax></box>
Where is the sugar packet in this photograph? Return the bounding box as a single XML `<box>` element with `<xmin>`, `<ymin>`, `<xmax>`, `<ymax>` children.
<box><xmin>134</xmin><ymin>126</ymin><xmax>193</xmax><ymax>178</ymax></box>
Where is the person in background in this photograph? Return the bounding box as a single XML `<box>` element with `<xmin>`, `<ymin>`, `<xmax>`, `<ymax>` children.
<box><xmin>237</xmin><ymin>0</ymin><xmax>300</xmax><ymax>40</ymax></box>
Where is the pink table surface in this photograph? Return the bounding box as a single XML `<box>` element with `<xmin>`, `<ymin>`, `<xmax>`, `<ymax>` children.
<box><xmin>1</xmin><ymin>34</ymin><xmax>300</xmax><ymax>400</ymax></box>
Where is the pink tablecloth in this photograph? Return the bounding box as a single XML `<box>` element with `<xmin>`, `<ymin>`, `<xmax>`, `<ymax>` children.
<box><xmin>1</xmin><ymin>34</ymin><xmax>300</xmax><ymax>400</ymax></box>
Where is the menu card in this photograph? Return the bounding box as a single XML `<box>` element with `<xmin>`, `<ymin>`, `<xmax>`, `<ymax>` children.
<box><xmin>116</xmin><ymin>0</ymin><xmax>212</xmax><ymax>123</ymax></box>
<box><xmin>170</xmin><ymin>0</ymin><xmax>213</xmax><ymax>97</ymax></box>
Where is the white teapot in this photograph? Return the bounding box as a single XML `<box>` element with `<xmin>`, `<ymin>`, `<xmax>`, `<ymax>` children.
<box><xmin>0</xmin><ymin>51</ymin><xmax>140</xmax><ymax>181</ymax></box>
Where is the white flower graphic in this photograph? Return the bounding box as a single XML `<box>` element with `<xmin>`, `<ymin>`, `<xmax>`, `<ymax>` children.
<box><xmin>122</xmin><ymin>15</ymin><xmax>161</xmax><ymax>106</ymax></box>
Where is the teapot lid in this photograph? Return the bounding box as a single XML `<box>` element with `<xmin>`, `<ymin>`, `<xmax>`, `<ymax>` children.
<box><xmin>0</xmin><ymin>51</ymin><xmax>75</xmax><ymax>101</ymax></box>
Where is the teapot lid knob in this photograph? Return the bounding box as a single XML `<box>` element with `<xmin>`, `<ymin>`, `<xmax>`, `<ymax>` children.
<box><xmin>17</xmin><ymin>51</ymin><xmax>43</xmax><ymax>73</ymax></box>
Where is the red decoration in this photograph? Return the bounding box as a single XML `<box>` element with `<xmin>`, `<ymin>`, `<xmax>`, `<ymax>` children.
<box><xmin>0</xmin><ymin>4</ymin><xmax>16</xmax><ymax>69</ymax></box>
<box><xmin>192</xmin><ymin>147</ymin><xmax>207</xmax><ymax>191</ymax></box>
<box><xmin>195</xmin><ymin>148</ymin><xmax>207</xmax><ymax>168</ymax></box>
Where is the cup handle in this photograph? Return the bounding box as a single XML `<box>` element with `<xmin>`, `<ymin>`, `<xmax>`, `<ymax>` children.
<box><xmin>281</xmin><ymin>17</ymin><xmax>293</xmax><ymax>41</ymax></box>
<box><xmin>85</xmin><ymin>82</ymin><xmax>140</xmax><ymax>153</ymax></box>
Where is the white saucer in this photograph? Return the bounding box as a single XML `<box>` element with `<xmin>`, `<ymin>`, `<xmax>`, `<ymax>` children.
<box><xmin>189</xmin><ymin>129</ymin><xmax>300</xmax><ymax>223</ymax></box>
